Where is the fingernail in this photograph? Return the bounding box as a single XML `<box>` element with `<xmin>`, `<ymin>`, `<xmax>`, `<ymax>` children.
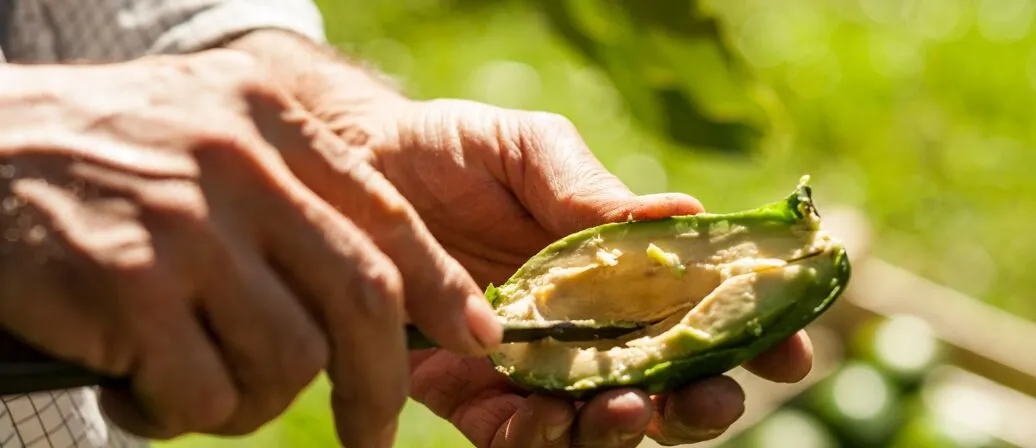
<box><xmin>609</xmin><ymin>390</ymin><xmax>650</xmax><ymax>411</ymax></box>
<box><xmin>677</xmin><ymin>426</ymin><xmax>728</xmax><ymax>442</ymax></box>
<box><xmin>697</xmin><ymin>427</ymin><xmax>728</xmax><ymax>438</ymax></box>
<box><xmin>466</xmin><ymin>294</ymin><xmax>502</xmax><ymax>351</ymax></box>
<box><xmin>615</xmin><ymin>431</ymin><xmax>644</xmax><ymax>443</ymax></box>
<box><xmin>544</xmin><ymin>423</ymin><xmax>568</xmax><ymax>442</ymax></box>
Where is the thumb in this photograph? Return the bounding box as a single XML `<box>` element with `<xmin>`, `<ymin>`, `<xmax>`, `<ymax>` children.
<box><xmin>511</xmin><ymin>113</ymin><xmax>704</xmax><ymax>234</ymax></box>
<box><xmin>550</xmin><ymin>189</ymin><xmax>706</xmax><ymax>235</ymax></box>
<box><xmin>615</xmin><ymin>192</ymin><xmax>707</xmax><ymax>222</ymax></box>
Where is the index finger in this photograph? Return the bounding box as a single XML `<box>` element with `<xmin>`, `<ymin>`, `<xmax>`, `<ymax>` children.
<box><xmin>252</xmin><ymin>101</ymin><xmax>503</xmax><ymax>355</ymax></box>
<box><xmin>219</xmin><ymin>125</ymin><xmax>412</xmax><ymax>446</ymax></box>
<box><xmin>251</xmin><ymin>162</ymin><xmax>411</xmax><ymax>447</ymax></box>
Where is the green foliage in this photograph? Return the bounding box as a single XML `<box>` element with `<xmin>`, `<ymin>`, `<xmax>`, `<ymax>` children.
<box><xmin>729</xmin><ymin>316</ymin><xmax>1018</xmax><ymax>448</ymax></box>
<box><xmin>528</xmin><ymin>0</ymin><xmax>769</xmax><ymax>154</ymax></box>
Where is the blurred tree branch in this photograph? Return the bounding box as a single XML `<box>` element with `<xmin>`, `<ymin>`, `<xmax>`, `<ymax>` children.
<box><xmin>527</xmin><ymin>0</ymin><xmax>770</xmax><ymax>155</ymax></box>
<box><xmin>315</xmin><ymin>0</ymin><xmax>773</xmax><ymax>155</ymax></box>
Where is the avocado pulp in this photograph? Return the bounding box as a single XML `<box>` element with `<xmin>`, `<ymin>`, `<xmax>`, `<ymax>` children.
<box><xmin>486</xmin><ymin>176</ymin><xmax>851</xmax><ymax>398</ymax></box>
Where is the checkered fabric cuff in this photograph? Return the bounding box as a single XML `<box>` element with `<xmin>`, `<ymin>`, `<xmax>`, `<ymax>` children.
<box><xmin>150</xmin><ymin>0</ymin><xmax>327</xmax><ymax>55</ymax></box>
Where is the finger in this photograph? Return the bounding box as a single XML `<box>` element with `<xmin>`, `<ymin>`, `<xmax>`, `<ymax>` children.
<box><xmin>572</xmin><ymin>389</ymin><xmax>653</xmax><ymax>448</ymax></box>
<box><xmin>410</xmin><ymin>353</ymin><xmax>516</xmax><ymax>445</ymax></box>
<box><xmin>645</xmin><ymin>376</ymin><xmax>745</xmax><ymax>445</ymax></box>
<box><xmin>99</xmin><ymin>303</ymin><xmax>236</xmax><ymax>440</ymax></box>
<box><xmin>505</xmin><ymin>112</ymin><xmax>705</xmax><ymax>234</ymax></box>
<box><xmin>526</xmin><ymin>113</ymin><xmax>704</xmax><ymax>232</ymax></box>
<box><xmin>11</xmin><ymin>173</ymin><xmax>238</xmax><ymax>439</ymax></box>
<box><xmin>409</xmin><ymin>351</ymin><xmax>533</xmax><ymax>448</ymax></box>
<box><xmin>491</xmin><ymin>394</ymin><xmax>576</xmax><ymax>448</ymax></box>
<box><xmin>254</xmin><ymin>103</ymin><xmax>501</xmax><ymax>355</ymax></box>
<box><xmin>0</xmin><ymin>173</ymin><xmax>133</xmax><ymax>372</ymax></box>
<box><xmin>197</xmin><ymin>235</ymin><xmax>329</xmax><ymax>436</ymax></box>
<box><xmin>253</xmin><ymin>170</ymin><xmax>410</xmax><ymax>448</ymax></box>
<box><xmin>742</xmin><ymin>330</ymin><xmax>814</xmax><ymax>383</ymax></box>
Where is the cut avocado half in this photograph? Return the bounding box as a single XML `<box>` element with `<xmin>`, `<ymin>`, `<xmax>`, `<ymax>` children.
<box><xmin>485</xmin><ymin>175</ymin><xmax>851</xmax><ymax>398</ymax></box>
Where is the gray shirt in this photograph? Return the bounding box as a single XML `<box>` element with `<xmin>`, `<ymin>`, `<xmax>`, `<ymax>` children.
<box><xmin>0</xmin><ymin>2</ymin><xmax>328</xmax><ymax>447</ymax></box>
<box><xmin>0</xmin><ymin>0</ymin><xmax>326</xmax><ymax>63</ymax></box>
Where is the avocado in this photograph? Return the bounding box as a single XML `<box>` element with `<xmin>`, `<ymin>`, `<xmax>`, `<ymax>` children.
<box><xmin>485</xmin><ymin>175</ymin><xmax>851</xmax><ymax>398</ymax></box>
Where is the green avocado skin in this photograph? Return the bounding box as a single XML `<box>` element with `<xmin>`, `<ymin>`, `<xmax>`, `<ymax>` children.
<box><xmin>485</xmin><ymin>179</ymin><xmax>853</xmax><ymax>400</ymax></box>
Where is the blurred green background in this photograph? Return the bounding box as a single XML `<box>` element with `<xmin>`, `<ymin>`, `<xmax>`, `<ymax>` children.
<box><xmin>161</xmin><ymin>0</ymin><xmax>1036</xmax><ymax>446</ymax></box>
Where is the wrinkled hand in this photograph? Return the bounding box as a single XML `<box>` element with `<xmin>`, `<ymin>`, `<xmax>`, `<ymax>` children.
<box><xmin>308</xmin><ymin>97</ymin><xmax>815</xmax><ymax>447</ymax></box>
<box><xmin>0</xmin><ymin>53</ymin><xmax>500</xmax><ymax>446</ymax></box>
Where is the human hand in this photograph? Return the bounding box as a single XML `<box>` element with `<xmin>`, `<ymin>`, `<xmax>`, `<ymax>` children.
<box><xmin>303</xmin><ymin>97</ymin><xmax>814</xmax><ymax>446</ymax></box>
<box><xmin>0</xmin><ymin>52</ymin><xmax>500</xmax><ymax>446</ymax></box>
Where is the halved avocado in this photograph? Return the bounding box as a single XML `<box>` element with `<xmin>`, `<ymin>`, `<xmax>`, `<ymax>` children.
<box><xmin>486</xmin><ymin>176</ymin><xmax>851</xmax><ymax>398</ymax></box>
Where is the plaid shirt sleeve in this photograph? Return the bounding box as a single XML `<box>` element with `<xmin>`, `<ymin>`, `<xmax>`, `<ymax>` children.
<box><xmin>2</xmin><ymin>389</ymin><xmax>150</xmax><ymax>448</ymax></box>
<box><xmin>3</xmin><ymin>0</ymin><xmax>327</xmax><ymax>63</ymax></box>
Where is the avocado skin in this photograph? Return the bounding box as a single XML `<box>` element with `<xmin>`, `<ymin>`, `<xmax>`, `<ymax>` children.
<box><xmin>485</xmin><ymin>179</ymin><xmax>852</xmax><ymax>399</ymax></box>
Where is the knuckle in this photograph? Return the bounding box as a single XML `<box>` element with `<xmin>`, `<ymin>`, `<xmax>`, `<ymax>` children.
<box><xmin>363</xmin><ymin>260</ymin><xmax>404</xmax><ymax>309</ymax></box>
<box><xmin>376</xmin><ymin>199</ymin><xmax>415</xmax><ymax>240</ymax></box>
<box><xmin>342</xmin><ymin>254</ymin><xmax>406</xmax><ymax>321</ymax></box>
<box><xmin>340</xmin><ymin>385</ymin><xmax>407</xmax><ymax>426</ymax></box>
<box><xmin>188</xmin><ymin>128</ymin><xmax>272</xmax><ymax>174</ymax></box>
<box><xmin>526</xmin><ymin>110</ymin><xmax>577</xmax><ymax>134</ymax></box>
<box><xmin>324</xmin><ymin>146</ymin><xmax>377</xmax><ymax>180</ymax></box>
<box><xmin>237</xmin><ymin>72</ymin><xmax>283</xmax><ymax>107</ymax></box>
<box><xmin>181</xmin><ymin>386</ymin><xmax>238</xmax><ymax>432</ymax></box>
<box><xmin>140</xmin><ymin>181</ymin><xmax>209</xmax><ymax>226</ymax></box>
<box><xmin>187</xmin><ymin>49</ymin><xmax>262</xmax><ymax>83</ymax></box>
<box><xmin>197</xmin><ymin>52</ymin><xmax>289</xmax><ymax>113</ymax></box>
<box><xmin>146</xmin><ymin>50</ymin><xmax>259</xmax><ymax>101</ymax></box>
<box><xmin>360</xmin><ymin>174</ymin><xmax>419</xmax><ymax>240</ymax></box>
<box><xmin>73</xmin><ymin>223</ymin><xmax>154</xmax><ymax>273</ymax></box>
<box><xmin>370</xmin><ymin>391</ymin><xmax>408</xmax><ymax>424</ymax></box>
<box><xmin>190</xmin><ymin>127</ymin><xmax>253</xmax><ymax>158</ymax></box>
<box><xmin>379</xmin><ymin>190</ymin><xmax>413</xmax><ymax>223</ymax></box>
<box><xmin>283</xmin><ymin>328</ymin><xmax>330</xmax><ymax>390</ymax></box>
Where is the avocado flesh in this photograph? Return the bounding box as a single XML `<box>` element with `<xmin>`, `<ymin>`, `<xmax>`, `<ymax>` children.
<box><xmin>487</xmin><ymin>178</ymin><xmax>850</xmax><ymax>397</ymax></box>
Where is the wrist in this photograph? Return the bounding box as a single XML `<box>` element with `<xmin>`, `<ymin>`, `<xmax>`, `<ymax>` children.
<box><xmin>0</xmin><ymin>64</ymin><xmax>75</xmax><ymax>133</ymax></box>
<box><xmin>221</xmin><ymin>30</ymin><xmax>413</xmax><ymax>140</ymax></box>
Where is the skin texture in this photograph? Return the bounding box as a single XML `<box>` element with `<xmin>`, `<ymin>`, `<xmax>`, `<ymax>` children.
<box><xmin>0</xmin><ymin>50</ymin><xmax>502</xmax><ymax>446</ymax></box>
<box><xmin>226</xmin><ymin>30</ymin><xmax>815</xmax><ymax>448</ymax></box>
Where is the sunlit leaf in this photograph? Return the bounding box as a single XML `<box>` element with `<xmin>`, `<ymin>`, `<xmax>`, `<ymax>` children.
<box><xmin>529</xmin><ymin>0</ymin><xmax>770</xmax><ymax>154</ymax></box>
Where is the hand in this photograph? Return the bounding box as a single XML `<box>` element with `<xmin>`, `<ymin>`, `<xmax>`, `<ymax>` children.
<box><xmin>306</xmin><ymin>97</ymin><xmax>814</xmax><ymax>447</ymax></box>
<box><xmin>0</xmin><ymin>52</ymin><xmax>500</xmax><ymax>446</ymax></box>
